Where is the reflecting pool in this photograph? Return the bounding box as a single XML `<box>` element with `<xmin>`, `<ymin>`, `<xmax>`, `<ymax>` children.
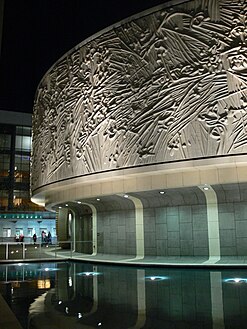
<box><xmin>0</xmin><ymin>262</ymin><xmax>247</xmax><ymax>328</ymax></box>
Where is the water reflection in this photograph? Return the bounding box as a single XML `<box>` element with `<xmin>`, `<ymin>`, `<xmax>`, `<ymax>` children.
<box><xmin>1</xmin><ymin>262</ymin><xmax>247</xmax><ymax>328</ymax></box>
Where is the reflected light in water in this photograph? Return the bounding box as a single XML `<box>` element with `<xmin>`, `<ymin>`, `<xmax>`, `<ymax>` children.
<box><xmin>37</xmin><ymin>279</ymin><xmax>51</xmax><ymax>289</ymax></box>
<box><xmin>78</xmin><ymin>271</ymin><xmax>102</xmax><ymax>276</ymax></box>
<box><xmin>225</xmin><ymin>278</ymin><xmax>247</xmax><ymax>283</ymax></box>
<box><xmin>37</xmin><ymin>267</ymin><xmax>59</xmax><ymax>272</ymax></box>
<box><xmin>145</xmin><ymin>276</ymin><xmax>168</xmax><ymax>281</ymax></box>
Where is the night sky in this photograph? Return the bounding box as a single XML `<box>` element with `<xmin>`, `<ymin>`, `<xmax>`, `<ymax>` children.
<box><xmin>0</xmin><ymin>0</ymin><xmax>167</xmax><ymax>114</ymax></box>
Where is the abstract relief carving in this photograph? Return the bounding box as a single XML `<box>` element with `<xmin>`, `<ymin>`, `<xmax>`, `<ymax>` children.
<box><xmin>32</xmin><ymin>0</ymin><xmax>247</xmax><ymax>190</ymax></box>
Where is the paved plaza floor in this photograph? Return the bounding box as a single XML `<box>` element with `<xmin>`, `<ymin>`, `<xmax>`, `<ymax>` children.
<box><xmin>1</xmin><ymin>244</ymin><xmax>247</xmax><ymax>267</ymax></box>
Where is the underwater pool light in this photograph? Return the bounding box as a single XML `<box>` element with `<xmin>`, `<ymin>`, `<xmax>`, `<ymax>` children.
<box><xmin>225</xmin><ymin>278</ymin><xmax>247</xmax><ymax>283</ymax></box>
<box><xmin>145</xmin><ymin>275</ymin><xmax>168</xmax><ymax>282</ymax></box>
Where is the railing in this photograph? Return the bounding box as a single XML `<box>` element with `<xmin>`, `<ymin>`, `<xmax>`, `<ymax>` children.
<box><xmin>0</xmin><ymin>236</ymin><xmax>57</xmax><ymax>244</ymax></box>
<box><xmin>0</xmin><ymin>240</ymin><xmax>93</xmax><ymax>261</ymax></box>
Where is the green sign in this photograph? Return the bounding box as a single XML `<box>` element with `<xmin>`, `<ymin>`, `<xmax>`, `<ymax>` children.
<box><xmin>0</xmin><ymin>214</ymin><xmax>43</xmax><ymax>219</ymax></box>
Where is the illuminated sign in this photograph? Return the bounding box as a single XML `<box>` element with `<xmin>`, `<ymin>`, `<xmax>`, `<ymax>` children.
<box><xmin>0</xmin><ymin>214</ymin><xmax>43</xmax><ymax>219</ymax></box>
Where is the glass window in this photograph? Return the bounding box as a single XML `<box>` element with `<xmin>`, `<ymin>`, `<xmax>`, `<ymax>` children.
<box><xmin>0</xmin><ymin>154</ymin><xmax>10</xmax><ymax>173</ymax></box>
<box><xmin>22</xmin><ymin>136</ymin><xmax>32</xmax><ymax>151</ymax></box>
<box><xmin>16</xmin><ymin>228</ymin><xmax>23</xmax><ymax>235</ymax></box>
<box><xmin>15</xmin><ymin>135</ymin><xmax>32</xmax><ymax>152</ymax></box>
<box><xmin>28</xmin><ymin>228</ymin><xmax>33</xmax><ymax>237</ymax></box>
<box><xmin>14</xmin><ymin>154</ymin><xmax>30</xmax><ymax>183</ymax></box>
<box><xmin>0</xmin><ymin>190</ymin><xmax>9</xmax><ymax>210</ymax></box>
<box><xmin>0</xmin><ymin>134</ymin><xmax>11</xmax><ymax>149</ymax></box>
<box><xmin>16</xmin><ymin>126</ymin><xmax>31</xmax><ymax>136</ymax></box>
<box><xmin>3</xmin><ymin>228</ymin><xmax>11</xmax><ymax>237</ymax></box>
<box><xmin>13</xmin><ymin>190</ymin><xmax>30</xmax><ymax>209</ymax></box>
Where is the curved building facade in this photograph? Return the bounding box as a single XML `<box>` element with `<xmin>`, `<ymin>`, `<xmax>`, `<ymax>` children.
<box><xmin>32</xmin><ymin>0</ymin><xmax>247</xmax><ymax>259</ymax></box>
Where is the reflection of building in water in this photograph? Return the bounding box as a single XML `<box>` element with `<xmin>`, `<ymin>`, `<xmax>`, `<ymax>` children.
<box><xmin>31</xmin><ymin>0</ymin><xmax>247</xmax><ymax>262</ymax></box>
<box><xmin>2</xmin><ymin>262</ymin><xmax>247</xmax><ymax>328</ymax></box>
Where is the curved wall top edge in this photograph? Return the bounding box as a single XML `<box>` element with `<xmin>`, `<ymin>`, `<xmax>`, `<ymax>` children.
<box><xmin>32</xmin><ymin>0</ymin><xmax>247</xmax><ymax>194</ymax></box>
<box><xmin>31</xmin><ymin>154</ymin><xmax>247</xmax><ymax>209</ymax></box>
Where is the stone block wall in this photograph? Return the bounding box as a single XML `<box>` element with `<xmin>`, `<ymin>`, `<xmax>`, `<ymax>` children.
<box><xmin>95</xmin><ymin>199</ymin><xmax>247</xmax><ymax>257</ymax></box>
<box><xmin>97</xmin><ymin>209</ymin><xmax>136</xmax><ymax>255</ymax></box>
<box><xmin>144</xmin><ymin>205</ymin><xmax>208</xmax><ymax>256</ymax></box>
<box><xmin>219</xmin><ymin>202</ymin><xmax>247</xmax><ymax>256</ymax></box>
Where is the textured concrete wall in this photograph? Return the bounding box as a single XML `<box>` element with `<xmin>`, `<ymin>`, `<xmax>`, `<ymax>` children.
<box><xmin>32</xmin><ymin>0</ymin><xmax>247</xmax><ymax>192</ymax></box>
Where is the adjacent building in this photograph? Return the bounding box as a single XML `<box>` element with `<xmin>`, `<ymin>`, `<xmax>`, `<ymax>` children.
<box><xmin>0</xmin><ymin>110</ymin><xmax>56</xmax><ymax>243</ymax></box>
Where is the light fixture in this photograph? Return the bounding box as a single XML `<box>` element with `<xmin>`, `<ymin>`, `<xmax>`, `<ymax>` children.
<box><xmin>203</xmin><ymin>186</ymin><xmax>209</xmax><ymax>191</ymax></box>
<box><xmin>124</xmin><ymin>194</ymin><xmax>129</xmax><ymax>198</ymax></box>
<box><xmin>145</xmin><ymin>275</ymin><xmax>168</xmax><ymax>281</ymax></box>
<box><xmin>65</xmin><ymin>204</ymin><xmax>68</xmax><ymax>207</ymax></box>
<box><xmin>225</xmin><ymin>278</ymin><xmax>247</xmax><ymax>283</ymax></box>
<box><xmin>159</xmin><ymin>191</ymin><xmax>165</xmax><ymax>195</ymax></box>
<box><xmin>96</xmin><ymin>198</ymin><xmax>100</xmax><ymax>201</ymax></box>
<box><xmin>58</xmin><ymin>206</ymin><xmax>62</xmax><ymax>209</ymax></box>
<box><xmin>77</xmin><ymin>201</ymin><xmax>81</xmax><ymax>204</ymax></box>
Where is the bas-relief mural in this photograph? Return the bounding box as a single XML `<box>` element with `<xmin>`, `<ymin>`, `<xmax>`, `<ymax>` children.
<box><xmin>32</xmin><ymin>0</ymin><xmax>247</xmax><ymax>190</ymax></box>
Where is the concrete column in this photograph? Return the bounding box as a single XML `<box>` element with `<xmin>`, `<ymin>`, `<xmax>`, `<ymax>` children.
<box><xmin>199</xmin><ymin>185</ymin><xmax>221</xmax><ymax>263</ymax></box>
<box><xmin>81</xmin><ymin>203</ymin><xmax>97</xmax><ymax>255</ymax></box>
<box><xmin>127</xmin><ymin>196</ymin><xmax>144</xmax><ymax>259</ymax></box>
<box><xmin>57</xmin><ymin>208</ymin><xmax>69</xmax><ymax>241</ymax></box>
